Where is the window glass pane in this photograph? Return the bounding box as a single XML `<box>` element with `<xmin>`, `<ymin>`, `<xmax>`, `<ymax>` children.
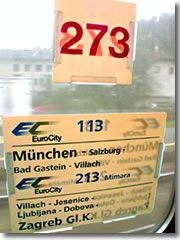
<box><xmin>154</xmin><ymin>66</ymin><xmax>160</xmax><ymax>74</ymax></box>
<box><xmin>0</xmin><ymin>0</ymin><xmax>175</xmax><ymax>233</ymax></box>
<box><xmin>13</xmin><ymin>64</ymin><xmax>20</xmax><ymax>72</ymax></box>
<box><xmin>24</xmin><ymin>64</ymin><xmax>30</xmax><ymax>72</ymax></box>
<box><xmin>169</xmin><ymin>67</ymin><xmax>174</xmax><ymax>74</ymax></box>
<box><xmin>46</xmin><ymin>64</ymin><xmax>52</xmax><ymax>72</ymax></box>
<box><xmin>35</xmin><ymin>64</ymin><xmax>42</xmax><ymax>72</ymax></box>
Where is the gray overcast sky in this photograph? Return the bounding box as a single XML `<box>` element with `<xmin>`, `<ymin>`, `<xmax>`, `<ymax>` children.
<box><xmin>0</xmin><ymin>0</ymin><xmax>175</xmax><ymax>49</ymax></box>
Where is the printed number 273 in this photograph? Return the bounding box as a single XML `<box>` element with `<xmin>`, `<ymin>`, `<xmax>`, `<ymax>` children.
<box><xmin>60</xmin><ymin>21</ymin><xmax>129</xmax><ymax>58</ymax></box>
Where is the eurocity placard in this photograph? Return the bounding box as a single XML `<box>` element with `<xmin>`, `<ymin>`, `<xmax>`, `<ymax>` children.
<box><xmin>2</xmin><ymin>113</ymin><xmax>166</xmax><ymax>233</ymax></box>
<box><xmin>53</xmin><ymin>0</ymin><xmax>136</xmax><ymax>84</ymax></box>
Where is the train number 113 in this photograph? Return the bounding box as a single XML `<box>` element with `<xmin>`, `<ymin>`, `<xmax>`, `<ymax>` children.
<box><xmin>77</xmin><ymin>120</ymin><xmax>110</xmax><ymax>132</ymax></box>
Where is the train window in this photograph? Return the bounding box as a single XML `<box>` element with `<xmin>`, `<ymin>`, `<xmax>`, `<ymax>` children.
<box><xmin>0</xmin><ymin>0</ymin><xmax>175</xmax><ymax>234</ymax></box>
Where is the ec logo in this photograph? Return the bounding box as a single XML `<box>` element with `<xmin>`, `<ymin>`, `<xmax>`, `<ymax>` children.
<box><xmin>12</xmin><ymin>122</ymin><xmax>53</xmax><ymax>136</ymax></box>
<box><xmin>16</xmin><ymin>177</ymin><xmax>52</xmax><ymax>190</ymax></box>
<box><xmin>133</xmin><ymin>118</ymin><xmax>160</xmax><ymax>130</ymax></box>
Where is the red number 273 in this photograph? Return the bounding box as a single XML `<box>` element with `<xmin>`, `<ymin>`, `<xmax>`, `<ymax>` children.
<box><xmin>60</xmin><ymin>21</ymin><xmax>129</xmax><ymax>59</ymax></box>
